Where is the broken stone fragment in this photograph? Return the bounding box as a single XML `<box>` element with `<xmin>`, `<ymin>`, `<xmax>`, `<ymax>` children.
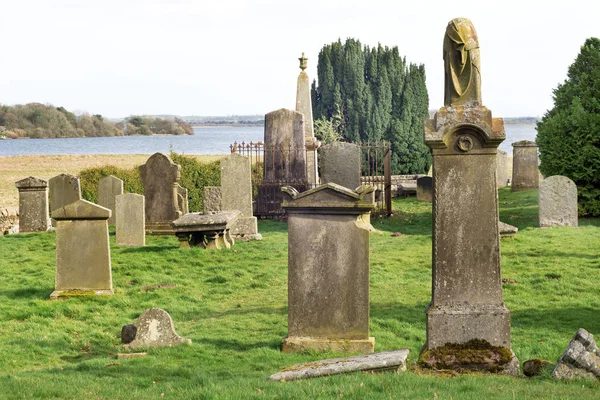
<box><xmin>553</xmin><ymin>328</ymin><xmax>600</xmax><ymax>380</ymax></box>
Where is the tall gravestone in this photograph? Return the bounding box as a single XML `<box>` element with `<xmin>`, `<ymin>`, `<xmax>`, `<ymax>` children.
<box><xmin>511</xmin><ymin>140</ymin><xmax>539</xmax><ymax>191</ymax></box>
<box><xmin>50</xmin><ymin>199</ymin><xmax>113</xmax><ymax>299</ymax></box>
<box><xmin>116</xmin><ymin>193</ymin><xmax>146</xmax><ymax>246</ymax></box>
<box><xmin>98</xmin><ymin>175</ymin><xmax>123</xmax><ymax>226</ymax></box>
<box><xmin>281</xmin><ymin>183</ymin><xmax>375</xmax><ymax>353</ymax></box>
<box><xmin>496</xmin><ymin>150</ymin><xmax>510</xmax><ymax>188</ymax></box>
<box><xmin>421</xmin><ymin>18</ymin><xmax>518</xmax><ymax>374</ymax></box>
<box><xmin>221</xmin><ymin>154</ymin><xmax>260</xmax><ymax>239</ymax></box>
<box><xmin>139</xmin><ymin>153</ymin><xmax>182</xmax><ymax>234</ymax></box>
<box><xmin>296</xmin><ymin>53</ymin><xmax>321</xmax><ymax>186</ymax></box>
<box><xmin>539</xmin><ymin>175</ymin><xmax>578</xmax><ymax>227</ymax></box>
<box><xmin>263</xmin><ymin>109</ymin><xmax>307</xmax><ymax>184</ymax></box>
<box><xmin>319</xmin><ymin>142</ymin><xmax>361</xmax><ymax>190</ymax></box>
<box><xmin>15</xmin><ymin>176</ymin><xmax>49</xmax><ymax>232</ymax></box>
<box><xmin>416</xmin><ymin>176</ymin><xmax>433</xmax><ymax>203</ymax></box>
<box><xmin>49</xmin><ymin>173</ymin><xmax>81</xmax><ymax>226</ymax></box>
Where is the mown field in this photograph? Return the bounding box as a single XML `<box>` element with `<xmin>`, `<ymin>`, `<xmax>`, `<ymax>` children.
<box><xmin>0</xmin><ymin>188</ymin><xmax>599</xmax><ymax>399</ymax></box>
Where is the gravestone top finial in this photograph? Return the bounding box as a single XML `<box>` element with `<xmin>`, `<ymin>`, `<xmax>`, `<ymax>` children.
<box><xmin>299</xmin><ymin>52</ymin><xmax>308</xmax><ymax>71</ymax></box>
<box><xmin>444</xmin><ymin>17</ymin><xmax>481</xmax><ymax>107</ymax></box>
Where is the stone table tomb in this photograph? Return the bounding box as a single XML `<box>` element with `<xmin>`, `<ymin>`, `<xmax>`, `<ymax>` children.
<box><xmin>171</xmin><ymin>210</ymin><xmax>240</xmax><ymax>249</ymax></box>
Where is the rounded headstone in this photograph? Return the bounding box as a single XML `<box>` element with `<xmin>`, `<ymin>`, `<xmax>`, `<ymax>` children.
<box><xmin>538</xmin><ymin>175</ymin><xmax>578</xmax><ymax>227</ymax></box>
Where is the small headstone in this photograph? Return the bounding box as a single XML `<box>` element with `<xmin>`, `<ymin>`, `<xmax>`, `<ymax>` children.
<box><xmin>15</xmin><ymin>176</ymin><xmax>49</xmax><ymax>233</ymax></box>
<box><xmin>553</xmin><ymin>328</ymin><xmax>600</xmax><ymax>380</ymax></box>
<box><xmin>538</xmin><ymin>175</ymin><xmax>578</xmax><ymax>228</ymax></box>
<box><xmin>220</xmin><ymin>154</ymin><xmax>259</xmax><ymax>239</ymax></box>
<box><xmin>125</xmin><ymin>308</ymin><xmax>191</xmax><ymax>349</ymax></box>
<box><xmin>416</xmin><ymin>176</ymin><xmax>433</xmax><ymax>202</ymax></box>
<box><xmin>496</xmin><ymin>150</ymin><xmax>510</xmax><ymax>188</ymax></box>
<box><xmin>115</xmin><ymin>193</ymin><xmax>145</xmax><ymax>246</ymax></box>
<box><xmin>50</xmin><ymin>199</ymin><xmax>113</xmax><ymax>299</ymax></box>
<box><xmin>268</xmin><ymin>349</ymin><xmax>409</xmax><ymax>382</ymax></box>
<box><xmin>281</xmin><ymin>183</ymin><xmax>375</xmax><ymax>353</ymax></box>
<box><xmin>319</xmin><ymin>142</ymin><xmax>361</xmax><ymax>190</ymax></box>
<box><xmin>49</xmin><ymin>173</ymin><xmax>81</xmax><ymax>226</ymax></box>
<box><xmin>203</xmin><ymin>186</ymin><xmax>222</xmax><ymax>212</ymax></box>
<box><xmin>98</xmin><ymin>175</ymin><xmax>123</xmax><ymax>226</ymax></box>
<box><xmin>511</xmin><ymin>140</ymin><xmax>539</xmax><ymax>191</ymax></box>
<box><xmin>139</xmin><ymin>153</ymin><xmax>182</xmax><ymax>234</ymax></box>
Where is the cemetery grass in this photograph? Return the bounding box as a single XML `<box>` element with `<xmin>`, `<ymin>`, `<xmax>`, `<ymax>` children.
<box><xmin>1</xmin><ymin>188</ymin><xmax>600</xmax><ymax>399</ymax></box>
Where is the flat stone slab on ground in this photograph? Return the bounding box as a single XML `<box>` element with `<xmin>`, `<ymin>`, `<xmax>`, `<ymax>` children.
<box><xmin>116</xmin><ymin>352</ymin><xmax>147</xmax><ymax>360</ymax></box>
<box><xmin>268</xmin><ymin>349</ymin><xmax>409</xmax><ymax>382</ymax></box>
<box><xmin>125</xmin><ymin>308</ymin><xmax>191</xmax><ymax>349</ymax></box>
<box><xmin>499</xmin><ymin>221</ymin><xmax>518</xmax><ymax>238</ymax></box>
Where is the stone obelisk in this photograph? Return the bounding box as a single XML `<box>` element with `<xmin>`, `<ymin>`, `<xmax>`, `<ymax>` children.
<box><xmin>296</xmin><ymin>53</ymin><xmax>320</xmax><ymax>186</ymax></box>
<box><xmin>420</xmin><ymin>18</ymin><xmax>518</xmax><ymax>375</ymax></box>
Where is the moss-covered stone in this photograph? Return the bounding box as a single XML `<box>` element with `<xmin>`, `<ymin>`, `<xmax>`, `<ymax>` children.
<box><xmin>523</xmin><ymin>358</ymin><xmax>554</xmax><ymax>377</ymax></box>
<box><xmin>419</xmin><ymin>339</ymin><xmax>514</xmax><ymax>373</ymax></box>
<box><xmin>57</xmin><ymin>289</ymin><xmax>96</xmax><ymax>298</ymax></box>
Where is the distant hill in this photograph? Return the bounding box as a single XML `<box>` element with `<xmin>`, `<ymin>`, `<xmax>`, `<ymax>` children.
<box><xmin>116</xmin><ymin>115</ymin><xmax>265</xmax><ymax>126</ymax></box>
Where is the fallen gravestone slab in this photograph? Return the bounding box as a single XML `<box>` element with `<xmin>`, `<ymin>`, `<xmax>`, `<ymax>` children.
<box><xmin>124</xmin><ymin>308</ymin><xmax>191</xmax><ymax>349</ymax></box>
<box><xmin>268</xmin><ymin>349</ymin><xmax>409</xmax><ymax>382</ymax></box>
<box><xmin>116</xmin><ymin>352</ymin><xmax>147</xmax><ymax>360</ymax></box>
<box><xmin>499</xmin><ymin>221</ymin><xmax>518</xmax><ymax>238</ymax></box>
<box><xmin>553</xmin><ymin>328</ymin><xmax>600</xmax><ymax>380</ymax></box>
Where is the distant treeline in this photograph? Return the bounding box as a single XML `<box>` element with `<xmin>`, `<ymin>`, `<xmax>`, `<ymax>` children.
<box><xmin>0</xmin><ymin>103</ymin><xmax>193</xmax><ymax>139</ymax></box>
<box><xmin>504</xmin><ymin>117</ymin><xmax>540</xmax><ymax>125</ymax></box>
<box><xmin>191</xmin><ymin>120</ymin><xmax>264</xmax><ymax>126</ymax></box>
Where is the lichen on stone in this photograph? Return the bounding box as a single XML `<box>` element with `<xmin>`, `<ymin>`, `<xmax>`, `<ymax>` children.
<box><xmin>419</xmin><ymin>339</ymin><xmax>514</xmax><ymax>373</ymax></box>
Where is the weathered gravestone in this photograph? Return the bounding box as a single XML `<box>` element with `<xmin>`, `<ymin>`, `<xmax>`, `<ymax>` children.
<box><xmin>124</xmin><ymin>308</ymin><xmax>192</xmax><ymax>349</ymax></box>
<box><xmin>416</xmin><ymin>176</ymin><xmax>433</xmax><ymax>203</ymax></box>
<box><xmin>539</xmin><ymin>175</ymin><xmax>578</xmax><ymax>228</ymax></box>
<box><xmin>220</xmin><ymin>154</ymin><xmax>260</xmax><ymax>239</ymax></box>
<box><xmin>296</xmin><ymin>53</ymin><xmax>321</xmax><ymax>186</ymax></box>
<box><xmin>263</xmin><ymin>109</ymin><xmax>307</xmax><ymax>184</ymax></box>
<box><xmin>319</xmin><ymin>142</ymin><xmax>361</xmax><ymax>190</ymax></box>
<box><xmin>49</xmin><ymin>173</ymin><xmax>81</xmax><ymax>226</ymax></box>
<box><xmin>496</xmin><ymin>149</ymin><xmax>510</xmax><ymax>188</ymax></box>
<box><xmin>511</xmin><ymin>140</ymin><xmax>539</xmax><ymax>191</ymax></box>
<box><xmin>175</xmin><ymin>183</ymin><xmax>189</xmax><ymax>215</ymax></box>
<box><xmin>553</xmin><ymin>328</ymin><xmax>600</xmax><ymax>380</ymax></box>
<box><xmin>50</xmin><ymin>199</ymin><xmax>113</xmax><ymax>299</ymax></box>
<box><xmin>98</xmin><ymin>175</ymin><xmax>123</xmax><ymax>226</ymax></box>
<box><xmin>281</xmin><ymin>183</ymin><xmax>375</xmax><ymax>353</ymax></box>
<box><xmin>203</xmin><ymin>186</ymin><xmax>222</xmax><ymax>212</ymax></box>
<box><xmin>139</xmin><ymin>153</ymin><xmax>182</xmax><ymax>234</ymax></box>
<box><xmin>115</xmin><ymin>193</ymin><xmax>145</xmax><ymax>246</ymax></box>
<box><xmin>421</xmin><ymin>17</ymin><xmax>518</xmax><ymax>374</ymax></box>
<box><xmin>15</xmin><ymin>176</ymin><xmax>49</xmax><ymax>232</ymax></box>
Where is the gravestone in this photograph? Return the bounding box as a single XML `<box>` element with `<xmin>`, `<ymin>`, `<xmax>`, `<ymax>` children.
<box><xmin>416</xmin><ymin>176</ymin><xmax>433</xmax><ymax>203</ymax></box>
<box><xmin>175</xmin><ymin>183</ymin><xmax>189</xmax><ymax>214</ymax></box>
<box><xmin>50</xmin><ymin>199</ymin><xmax>113</xmax><ymax>299</ymax></box>
<box><xmin>281</xmin><ymin>183</ymin><xmax>375</xmax><ymax>353</ymax></box>
<box><xmin>538</xmin><ymin>175</ymin><xmax>578</xmax><ymax>227</ymax></box>
<box><xmin>98</xmin><ymin>175</ymin><xmax>123</xmax><ymax>226</ymax></box>
<box><xmin>139</xmin><ymin>153</ymin><xmax>182</xmax><ymax>234</ymax></box>
<box><xmin>496</xmin><ymin>150</ymin><xmax>510</xmax><ymax>188</ymax></box>
<box><xmin>115</xmin><ymin>193</ymin><xmax>145</xmax><ymax>246</ymax></box>
<box><xmin>511</xmin><ymin>140</ymin><xmax>539</xmax><ymax>191</ymax></box>
<box><xmin>15</xmin><ymin>176</ymin><xmax>49</xmax><ymax>232</ymax></box>
<box><xmin>421</xmin><ymin>17</ymin><xmax>518</xmax><ymax>374</ymax></box>
<box><xmin>296</xmin><ymin>53</ymin><xmax>321</xmax><ymax>185</ymax></box>
<box><xmin>49</xmin><ymin>173</ymin><xmax>81</xmax><ymax>226</ymax></box>
<box><xmin>125</xmin><ymin>308</ymin><xmax>192</xmax><ymax>349</ymax></box>
<box><xmin>220</xmin><ymin>154</ymin><xmax>259</xmax><ymax>239</ymax></box>
<box><xmin>203</xmin><ymin>186</ymin><xmax>222</xmax><ymax>212</ymax></box>
<box><xmin>263</xmin><ymin>109</ymin><xmax>307</xmax><ymax>184</ymax></box>
<box><xmin>319</xmin><ymin>142</ymin><xmax>361</xmax><ymax>190</ymax></box>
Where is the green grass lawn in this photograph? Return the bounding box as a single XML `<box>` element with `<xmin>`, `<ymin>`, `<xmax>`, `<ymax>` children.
<box><xmin>1</xmin><ymin>188</ymin><xmax>600</xmax><ymax>399</ymax></box>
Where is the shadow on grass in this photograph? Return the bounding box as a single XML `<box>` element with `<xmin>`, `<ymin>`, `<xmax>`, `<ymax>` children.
<box><xmin>370</xmin><ymin>301</ymin><xmax>428</xmax><ymax>327</ymax></box>
<box><xmin>0</xmin><ymin>287</ymin><xmax>52</xmax><ymax>299</ymax></box>
<box><xmin>196</xmin><ymin>306</ymin><xmax>287</xmax><ymax>320</ymax></box>
<box><xmin>512</xmin><ymin>307</ymin><xmax>600</xmax><ymax>335</ymax></box>
<box><xmin>118</xmin><ymin>246</ymin><xmax>178</xmax><ymax>254</ymax></box>
<box><xmin>199</xmin><ymin>337</ymin><xmax>280</xmax><ymax>352</ymax></box>
<box><xmin>503</xmin><ymin>249</ymin><xmax>600</xmax><ymax>260</ymax></box>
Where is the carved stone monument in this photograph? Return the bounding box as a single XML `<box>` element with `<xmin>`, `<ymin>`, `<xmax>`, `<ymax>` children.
<box><xmin>50</xmin><ymin>199</ymin><xmax>113</xmax><ymax>299</ymax></box>
<box><xmin>15</xmin><ymin>176</ymin><xmax>49</xmax><ymax>233</ymax></box>
<box><xmin>539</xmin><ymin>175</ymin><xmax>578</xmax><ymax>228</ymax></box>
<box><xmin>296</xmin><ymin>53</ymin><xmax>321</xmax><ymax>186</ymax></box>
<box><xmin>281</xmin><ymin>183</ymin><xmax>375</xmax><ymax>353</ymax></box>
<box><xmin>139</xmin><ymin>153</ymin><xmax>182</xmax><ymax>234</ymax></box>
<box><xmin>319</xmin><ymin>142</ymin><xmax>361</xmax><ymax>190</ymax></box>
<box><xmin>49</xmin><ymin>173</ymin><xmax>81</xmax><ymax>226</ymax></box>
<box><xmin>115</xmin><ymin>193</ymin><xmax>145</xmax><ymax>246</ymax></box>
<box><xmin>220</xmin><ymin>154</ymin><xmax>260</xmax><ymax>239</ymax></box>
<box><xmin>421</xmin><ymin>17</ymin><xmax>518</xmax><ymax>374</ymax></box>
<box><xmin>98</xmin><ymin>175</ymin><xmax>123</xmax><ymax>226</ymax></box>
<box><xmin>511</xmin><ymin>140</ymin><xmax>539</xmax><ymax>191</ymax></box>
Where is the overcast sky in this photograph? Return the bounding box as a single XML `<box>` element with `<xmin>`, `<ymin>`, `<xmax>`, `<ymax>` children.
<box><xmin>0</xmin><ymin>0</ymin><xmax>597</xmax><ymax>119</ymax></box>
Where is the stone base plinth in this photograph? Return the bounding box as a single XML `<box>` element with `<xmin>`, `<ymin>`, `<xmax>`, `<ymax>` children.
<box><xmin>230</xmin><ymin>216</ymin><xmax>258</xmax><ymax>236</ymax></box>
<box><xmin>146</xmin><ymin>223</ymin><xmax>176</xmax><ymax>235</ymax></box>
<box><xmin>426</xmin><ymin>305</ymin><xmax>511</xmax><ymax>350</ymax></box>
<box><xmin>50</xmin><ymin>289</ymin><xmax>114</xmax><ymax>300</ymax></box>
<box><xmin>282</xmin><ymin>337</ymin><xmax>375</xmax><ymax>354</ymax></box>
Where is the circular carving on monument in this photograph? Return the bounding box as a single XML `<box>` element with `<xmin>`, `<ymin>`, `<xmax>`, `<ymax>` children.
<box><xmin>457</xmin><ymin>135</ymin><xmax>474</xmax><ymax>152</ymax></box>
